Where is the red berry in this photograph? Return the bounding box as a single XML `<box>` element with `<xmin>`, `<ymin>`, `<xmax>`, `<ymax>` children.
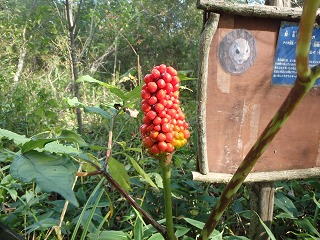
<box><xmin>178</xmin><ymin>112</ymin><xmax>185</xmax><ymax>120</ymax></box>
<box><xmin>143</xmin><ymin>137</ymin><xmax>154</xmax><ymax>148</ymax></box>
<box><xmin>147</xmin><ymin>124</ymin><xmax>155</xmax><ymax>132</ymax></box>
<box><xmin>162</xmin><ymin>73</ymin><xmax>172</xmax><ymax>83</ymax></box>
<box><xmin>158</xmin><ymin>141</ymin><xmax>167</xmax><ymax>152</ymax></box>
<box><xmin>148</xmin><ymin>96</ymin><xmax>158</xmax><ymax>105</ymax></box>
<box><xmin>167</xmin><ymin>66</ymin><xmax>177</xmax><ymax>76</ymax></box>
<box><xmin>153</xmin><ymin>116</ymin><xmax>162</xmax><ymax>125</ymax></box>
<box><xmin>151</xmin><ymin>144</ymin><xmax>160</xmax><ymax>155</ymax></box>
<box><xmin>156</xmin><ymin>89</ymin><xmax>166</xmax><ymax>100</ymax></box>
<box><xmin>173</xmin><ymin>99</ymin><xmax>180</xmax><ymax>105</ymax></box>
<box><xmin>151</xmin><ymin>69</ymin><xmax>161</xmax><ymax>79</ymax></box>
<box><xmin>165</xmin><ymin>83</ymin><xmax>173</xmax><ymax>93</ymax></box>
<box><xmin>158</xmin><ymin>110</ymin><xmax>167</xmax><ymax>118</ymax></box>
<box><xmin>157</xmin><ymin>79</ymin><xmax>166</xmax><ymax>89</ymax></box>
<box><xmin>167</xmin><ymin>109</ymin><xmax>177</xmax><ymax>118</ymax></box>
<box><xmin>142</xmin><ymin>116</ymin><xmax>151</xmax><ymax>125</ymax></box>
<box><xmin>166</xmin><ymin>143</ymin><xmax>174</xmax><ymax>153</ymax></box>
<box><xmin>158</xmin><ymin>64</ymin><xmax>167</xmax><ymax>74</ymax></box>
<box><xmin>171</xmin><ymin>103</ymin><xmax>179</xmax><ymax>110</ymax></box>
<box><xmin>165</xmin><ymin>132</ymin><xmax>173</xmax><ymax>142</ymax></box>
<box><xmin>141</xmin><ymin>89</ymin><xmax>151</xmax><ymax>99</ymax></box>
<box><xmin>154</xmin><ymin>124</ymin><xmax>161</xmax><ymax>132</ymax></box>
<box><xmin>142</xmin><ymin>84</ymin><xmax>148</xmax><ymax>90</ymax></box>
<box><xmin>144</xmin><ymin>74</ymin><xmax>153</xmax><ymax>84</ymax></box>
<box><xmin>146</xmin><ymin>110</ymin><xmax>157</xmax><ymax>120</ymax></box>
<box><xmin>177</xmin><ymin>119</ymin><xmax>184</xmax><ymax>126</ymax></box>
<box><xmin>161</xmin><ymin>123</ymin><xmax>170</xmax><ymax>132</ymax></box>
<box><xmin>166</xmin><ymin>100</ymin><xmax>173</xmax><ymax>108</ymax></box>
<box><xmin>147</xmin><ymin>82</ymin><xmax>157</xmax><ymax>93</ymax></box>
<box><xmin>172</xmin><ymin>83</ymin><xmax>179</xmax><ymax>92</ymax></box>
<box><xmin>142</xmin><ymin>103</ymin><xmax>151</xmax><ymax>112</ymax></box>
<box><xmin>161</xmin><ymin>117</ymin><xmax>169</xmax><ymax>125</ymax></box>
<box><xmin>140</xmin><ymin>124</ymin><xmax>148</xmax><ymax>134</ymax></box>
<box><xmin>155</xmin><ymin>103</ymin><xmax>165</xmax><ymax>113</ymax></box>
<box><xmin>183</xmin><ymin>129</ymin><xmax>190</xmax><ymax>139</ymax></box>
<box><xmin>157</xmin><ymin>133</ymin><xmax>166</xmax><ymax>142</ymax></box>
<box><xmin>171</xmin><ymin>76</ymin><xmax>180</xmax><ymax>85</ymax></box>
<box><xmin>150</xmin><ymin>130</ymin><xmax>159</xmax><ymax>139</ymax></box>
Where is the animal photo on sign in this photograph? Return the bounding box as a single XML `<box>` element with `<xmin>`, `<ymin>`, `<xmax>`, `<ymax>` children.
<box><xmin>218</xmin><ymin>29</ymin><xmax>257</xmax><ymax>74</ymax></box>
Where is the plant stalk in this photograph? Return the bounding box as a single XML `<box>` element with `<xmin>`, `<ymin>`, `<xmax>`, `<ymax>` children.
<box><xmin>159</xmin><ymin>153</ymin><xmax>177</xmax><ymax>240</ymax></box>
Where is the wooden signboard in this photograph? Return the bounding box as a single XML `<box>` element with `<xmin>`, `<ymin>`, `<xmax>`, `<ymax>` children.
<box><xmin>194</xmin><ymin>1</ymin><xmax>320</xmax><ymax>183</ymax></box>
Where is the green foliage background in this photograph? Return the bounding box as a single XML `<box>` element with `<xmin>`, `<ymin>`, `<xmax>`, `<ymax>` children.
<box><xmin>0</xmin><ymin>0</ymin><xmax>319</xmax><ymax>239</ymax></box>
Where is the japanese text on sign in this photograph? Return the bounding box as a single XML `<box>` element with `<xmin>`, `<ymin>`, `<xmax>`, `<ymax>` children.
<box><xmin>272</xmin><ymin>21</ymin><xmax>320</xmax><ymax>86</ymax></box>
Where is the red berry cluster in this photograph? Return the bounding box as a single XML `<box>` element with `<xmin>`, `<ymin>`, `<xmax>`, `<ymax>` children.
<box><xmin>140</xmin><ymin>64</ymin><xmax>190</xmax><ymax>156</ymax></box>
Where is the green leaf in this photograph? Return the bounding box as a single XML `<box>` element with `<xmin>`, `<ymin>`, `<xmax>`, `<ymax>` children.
<box><xmin>22</xmin><ymin>139</ymin><xmax>58</xmax><ymax>153</ymax></box>
<box><xmin>77</xmin><ymin>75</ymin><xmax>126</xmax><ymax>100</ymax></box>
<box><xmin>134</xmin><ymin>217</ymin><xmax>143</xmax><ymax>240</ymax></box>
<box><xmin>224</xmin><ymin>237</ymin><xmax>250</xmax><ymax>240</ymax></box>
<box><xmin>83</xmin><ymin>106</ymin><xmax>113</xmax><ymax>119</ymax></box>
<box><xmin>148</xmin><ymin>173</ymin><xmax>163</xmax><ymax>189</ymax></box>
<box><xmin>41</xmin><ymin>142</ymin><xmax>81</xmax><ymax>154</ymax></box>
<box><xmin>0</xmin><ymin>128</ymin><xmax>29</xmax><ymax>145</ymax></box>
<box><xmin>26</xmin><ymin>218</ymin><xmax>59</xmax><ymax>234</ymax></box>
<box><xmin>178</xmin><ymin>70</ymin><xmax>196</xmax><ymax>81</ymax></box>
<box><xmin>183</xmin><ymin>218</ymin><xmax>222</xmax><ymax>239</ymax></box>
<box><xmin>274</xmin><ymin>193</ymin><xmax>298</xmax><ymax>218</ymax></box>
<box><xmin>89</xmin><ymin>230</ymin><xmax>130</xmax><ymax>240</ymax></box>
<box><xmin>21</xmin><ymin>130</ymin><xmax>87</xmax><ymax>153</ymax></box>
<box><xmin>7</xmin><ymin>188</ymin><xmax>18</xmax><ymax>201</ymax></box>
<box><xmin>71</xmin><ymin>179</ymin><xmax>104</xmax><ymax>240</ymax></box>
<box><xmin>255</xmin><ymin>212</ymin><xmax>277</xmax><ymax>240</ymax></box>
<box><xmin>120</xmin><ymin>153</ymin><xmax>158</xmax><ymax>189</ymax></box>
<box><xmin>175</xmin><ymin>226</ymin><xmax>190</xmax><ymax>237</ymax></box>
<box><xmin>108</xmin><ymin>157</ymin><xmax>131</xmax><ymax>192</ymax></box>
<box><xmin>80</xmin><ymin>185</ymin><xmax>105</xmax><ymax>240</ymax></box>
<box><xmin>67</xmin><ymin>97</ymin><xmax>81</xmax><ymax>107</ymax></box>
<box><xmin>58</xmin><ymin>130</ymin><xmax>88</xmax><ymax>147</ymax></box>
<box><xmin>183</xmin><ymin>217</ymin><xmax>204</xmax><ymax>229</ymax></box>
<box><xmin>10</xmin><ymin>151</ymin><xmax>78</xmax><ymax>207</ymax></box>
<box><xmin>313</xmin><ymin>194</ymin><xmax>320</xmax><ymax>209</ymax></box>
<box><xmin>124</xmin><ymin>85</ymin><xmax>142</xmax><ymax>102</ymax></box>
<box><xmin>296</xmin><ymin>218</ymin><xmax>320</xmax><ymax>237</ymax></box>
<box><xmin>148</xmin><ymin>233</ymin><xmax>164</xmax><ymax>240</ymax></box>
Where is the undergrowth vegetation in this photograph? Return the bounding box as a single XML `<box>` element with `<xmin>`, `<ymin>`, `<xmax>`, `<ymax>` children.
<box><xmin>0</xmin><ymin>0</ymin><xmax>319</xmax><ymax>239</ymax></box>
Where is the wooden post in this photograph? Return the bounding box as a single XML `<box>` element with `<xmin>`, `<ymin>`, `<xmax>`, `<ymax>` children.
<box><xmin>250</xmin><ymin>182</ymin><xmax>275</xmax><ymax>240</ymax></box>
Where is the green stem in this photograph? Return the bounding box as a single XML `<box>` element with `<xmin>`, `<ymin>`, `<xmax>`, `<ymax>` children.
<box><xmin>160</xmin><ymin>153</ymin><xmax>177</xmax><ymax>240</ymax></box>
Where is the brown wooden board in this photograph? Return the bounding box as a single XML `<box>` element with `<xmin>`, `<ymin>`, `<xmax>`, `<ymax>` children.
<box><xmin>196</xmin><ymin>13</ymin><xmax>320</xmax><ymax>181</ymax></box>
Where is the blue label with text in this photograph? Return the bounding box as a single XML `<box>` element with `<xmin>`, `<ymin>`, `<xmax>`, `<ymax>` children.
<box><xmin>272</xmin><ymin>21</ymin><xmax>320</xmax><ymax>86</ymax></box>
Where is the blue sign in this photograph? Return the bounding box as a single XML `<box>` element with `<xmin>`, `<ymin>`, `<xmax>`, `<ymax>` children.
<box><xmin>272</xmin><ymin>21</ymin><xmax>320</xmax><ymax>86</ymax></box>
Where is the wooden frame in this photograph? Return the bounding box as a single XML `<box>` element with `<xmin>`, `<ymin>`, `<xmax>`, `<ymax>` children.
<box><xmin>194</xmin><ymin>1</ymin><xmax>320</xmax><ymax>183</ymax></box>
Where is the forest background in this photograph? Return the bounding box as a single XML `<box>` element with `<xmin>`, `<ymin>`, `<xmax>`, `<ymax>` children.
<box><xmin>0</xmin><ymin>0</ymin><xmax>319</xmax><ymax>240</ymax></box>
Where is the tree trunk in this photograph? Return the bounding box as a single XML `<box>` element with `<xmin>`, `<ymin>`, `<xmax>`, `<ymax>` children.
<box><xmin>265</xmin><ymin>0</ymin><xmax>292</xmax><ymax>7</ymax></box>
<box><xmin>13</xmin><ymin>26</ymin><xmax>27</xmax><ymax>84</ymax></box>
<box><xmin>66</xmin><ymin>0</ymin><xmax>83</xmax><ymax>134</ymax></box>
<box><xmin>250</xmin><ymin>182</ymin><xmax>275</xmax><ymax>240</ymax></box>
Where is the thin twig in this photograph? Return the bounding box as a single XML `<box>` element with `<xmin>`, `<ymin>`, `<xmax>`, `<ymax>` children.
<box><xmin>103</xmin><ymin>107</ymin><xmax>122</xmax><ymax>169</ymax></box>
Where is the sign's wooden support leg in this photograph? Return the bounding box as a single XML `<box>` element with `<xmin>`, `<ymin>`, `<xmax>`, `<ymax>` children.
<box><xmin>249</xmin><ymin>182</ymin><xmax>275</xmax><ymax>240</ymax></box>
